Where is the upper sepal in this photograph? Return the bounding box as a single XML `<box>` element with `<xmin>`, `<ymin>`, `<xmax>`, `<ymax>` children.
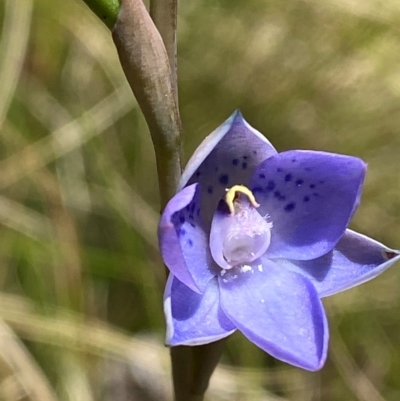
<box><xmin>179</xmin><ymin>111</ymin><xmax>278</xmax><ymax>224</ymax></box>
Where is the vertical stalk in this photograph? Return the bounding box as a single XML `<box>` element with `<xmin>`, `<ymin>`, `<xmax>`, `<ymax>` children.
<box><xmin>148</xmin><ymin>1</ymin><xmax>226</xmax><ymax>400</ymax></box>
<box><xmin>150</xmin><ymin>0</ymin><xmax>178</xmax><ymax>102</ymax></box>
<box><xmin>107</xmin><ymin>0</ymin><xmax>224</xmax><ymax>399</ymax></box>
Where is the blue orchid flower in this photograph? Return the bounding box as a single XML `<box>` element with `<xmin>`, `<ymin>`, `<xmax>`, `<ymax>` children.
<box><xmin>158</xmin><ymin>111</ymin><xmax>400</xmax><ymax>371</ymax></box>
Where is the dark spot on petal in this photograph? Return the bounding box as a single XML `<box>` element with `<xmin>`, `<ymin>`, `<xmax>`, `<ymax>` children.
<box><xmin>195</xmin><ymin>171</ymin><xmax>201</xmax><ymax>177</ymax></box>
<box><xmin>303</xmin><ymin>196</ymin><xmax>310</xmax><ymax>202</ymax></box>
<box><xmin>188</xmin><ymin>239</ymin><xmax>193</xmax><ymax>247</ymax></box>
<box><xmin>219</xmin><ymin>174</ymin><xmax>229</xmax><ymax>185</ymax></box>
<box><xmin>277</xmin><ymin>168</ymin><xmax>283</xmax><ymax>173</ymax></box>
<box><xmin>179</xmin><ymin>215</ymin><xmax>185</xmax><ymax>223</ymax></box>
<box><xmin>305</xmin><ymin>167</ymin><xmax>312</xmax><ymax>171</ymax></box>
<box><xmin>266</xmin><ymin>180</ymin><xmax>276</xmax><ymax>191</ymax></box>
<box><xmin>259</xmin><ymin>173</ymin><xmax>265</xmax><ymax>179</ymax></box>
<box><xmin>242</xmin><ymin>162</ymin><xmax>248</xmax><ymax>169</ymax></box>
<box><xmin>252</xmin><ymin>186</ymin><xmax>263</xmax><ymax>193</ymax></box>
<box><xmin>190</xmin><ymin>222</ymin><xmax>195</xmax><ymax>228</ymax></box>
<box><xmin>310</xmin><ymin>184</ymin><xmax>315</xmax><ymax>189</ymax></box>
<box><xmin>284</xmin><ymin>202</ymin><xmax>296</xmax><ymax>212</ymax></box>
<box><xmin>295</xmin><ymin>179</ymin><xmax>304</xmax><ymax>186</ymax></box>
<box><xmin>383</xmin><ymin>249</ymin><xmax>399</xmax><ymax>260</ymax></box>
<box><xmin>207</xmin><ymin>185</ymin><xmax>213</xmax><ymax>194</ymax></box>
<box><xmin>185</xmin><ymin>205</ymin><xmax>190</xmax><ymax>211</ymax></box>
<box><xmin>178</xmin><ymin>228</ymin><xmax>186</xmax><ymax>237</ymax></box>
<box><xmin>274</xmin><ymin>191</ymin><xmax>286</xmax><ymax>201</ymax></box>
<box><xmin>285</xmin><ymin>174</ymin><xmax>293</xmax><ymax>182</ymax></box>
<box><xmin>189</xmin><ymin>214</ymin><xmax>194</xmax><ymax>220</ymax></box>
<box><xmin>232</xmin><ymin>158</ymin><xmax>239</xmax><ymax>166</ymax></box>
<box><xmin>292</xmin><ymin>158</ymin><xmax>297</xmax><ymax>163</ymax></box>
<box><xmin>243</xmin><ymin>155</ymin><xmax>248</xmax><ymax>160</ymax></box>
<box><xmin>253</xmin><ymin>150</ymin><xmax>258</xmax><ymax>155</ymax></box>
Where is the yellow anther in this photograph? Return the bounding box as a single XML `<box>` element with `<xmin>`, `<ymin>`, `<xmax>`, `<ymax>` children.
<box><xmin>224</xmin><ymin>185</ymin><xmax>260</xmax><ymax>214</ymax></box>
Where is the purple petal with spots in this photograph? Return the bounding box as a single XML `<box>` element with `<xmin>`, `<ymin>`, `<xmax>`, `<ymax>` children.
<box><xmin>158</xmin><ymin>184</ymin><xmax>216</xmax><ymax>293</ymax></box>
<box><xmin>219</xmin><ymin>260</ymin><xmax>329</xmax><ymax>371</ymax></box>
<box><xmin>164</xmin><ymin>274</ymin><xmax>236</xmax><ymax>346</ymax></box>
<box><xmin>180</xmin><ymin>111</ymin><xmax>277</xmax><ymax>225</ymax></box>
<box><xmin>275</xmin><ymin>229</ymin><xmax>400</xmax><ymax>297</ymax></box>
<box><xmin>250</xmin><ymin>150</ymin><xmax>366</xmax><ymax>260</ymax></box>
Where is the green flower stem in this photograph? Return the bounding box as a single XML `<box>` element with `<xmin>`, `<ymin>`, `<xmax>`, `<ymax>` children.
<box><xmin>80</xmin><ymin>0</ymin><xmax>120</xmax><ymax>29</ymax></box>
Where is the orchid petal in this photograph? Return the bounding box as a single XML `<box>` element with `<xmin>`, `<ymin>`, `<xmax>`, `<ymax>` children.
<box><xmin>180</xmin><ymin>111</ymin><xmax>277</xmax><ymax>224</ymax></box>
<box><xmin>250</xmin><ymin>150</ymin><xmax>366</xmax><ymax>260</ymax></box>
<box><xmin>275</xmin><ymin>229</ymin><xmax>400</xmax><ymax>297</ymax></box>
<box><xmin>164</xmin><ymin>274</ymin><xmax>236</xmax><ymax>346</ymax></box>
<box><xmin>158</xmin><ymin>184</ymin><xmax>216</xmax><ymax>293</ymax></box>
<box><xmin>219</xmin><ymin>260</ymin><xmax>328</xmax><ymax>370</ymax></box>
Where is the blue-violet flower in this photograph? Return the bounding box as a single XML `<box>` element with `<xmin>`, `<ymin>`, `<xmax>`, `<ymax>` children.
<box><xmin>158</xmin><ymin>111</ymin><xmax>400</xmax><ymax>371</ymax></box>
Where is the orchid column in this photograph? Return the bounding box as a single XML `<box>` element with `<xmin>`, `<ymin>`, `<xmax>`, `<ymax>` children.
<box><xmin>80</xmin><ymin>0</ymin><xmax>224</xmax><ymax>400</ymax></box>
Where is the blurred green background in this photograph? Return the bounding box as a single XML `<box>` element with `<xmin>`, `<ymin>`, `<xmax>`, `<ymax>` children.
<box><xmin>1</xmin><ymin>0</ymin><xmax>400</xmax><ymax>400</ymax></box>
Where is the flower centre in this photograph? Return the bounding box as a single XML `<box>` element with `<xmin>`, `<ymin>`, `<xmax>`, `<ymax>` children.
<box><xmin>221</xmin><ymin>186</ymin><xmax>272</xmax><ymax>268</ymax></box>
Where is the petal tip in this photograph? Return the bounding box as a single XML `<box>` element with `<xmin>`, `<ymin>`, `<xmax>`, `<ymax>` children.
<box><xmin>383</xmin><ymin>248</ymin><xmax>400</xmax><ymax>261</ymax></box>
<box><xmin>233</xmin><ymin>108</ymin><xmax>243</xmax><ymax>118</ymax></box>
<box><xmin>231</xmin><ymin>109</ymin><xmax>246</xmax><ymax>125</ymax></box>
